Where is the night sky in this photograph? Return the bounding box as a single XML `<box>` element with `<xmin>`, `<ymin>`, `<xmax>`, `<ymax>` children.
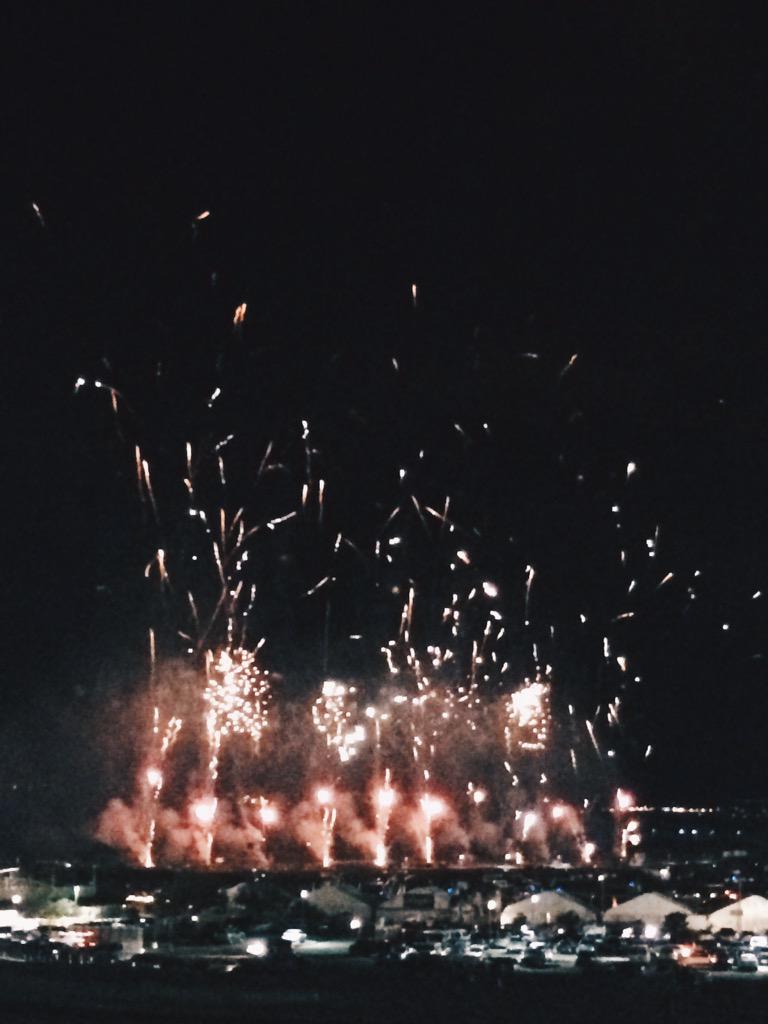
<box><xmin>2</xmin><ymin>7</ymin><xmax>768</xmax><ymax>858</ymax></box>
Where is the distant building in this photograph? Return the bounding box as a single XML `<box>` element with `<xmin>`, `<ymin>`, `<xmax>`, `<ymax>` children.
<box><xmin>500</xmin><ymin>891</ymin><xmax>595</xmax><ymax>928</ymax></box>
<box><xmin>604</xmin><ymin>892</ymin><xmax>707</xmax><ymax>932</ymax></box>
<box><xmin>304</xmin><ymin>881</ymin><xmax>374</xmax><ymax>925</ymax></box>
<box><xmin>0</xmin><ymin>865</ymin><xmax>96</xmax><ymax>910</ymax></box>
<box><xmin>224</xmin><ymin>878</ymin><xmax>293</xmax><ymax>912</ymax></box>
<box><xmin>376</xmin><ymin>885</ymin><xmax>452</xmax><ymax>936</ymax></box>
<box><xmin>708</xmin><ymin>895</ymin><xmax>768</xmax><ymax>935</ymax></box>
<box><xmin>0</xmin><ymin>903</ymin><xmax>21</xmax><ymax>929</ymax></box>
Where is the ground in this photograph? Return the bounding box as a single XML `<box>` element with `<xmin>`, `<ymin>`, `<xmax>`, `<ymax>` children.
<box><xmin>1</xmin><ymin>957</ymin><xmax>767</xmax><ymax>1023</ymax></box>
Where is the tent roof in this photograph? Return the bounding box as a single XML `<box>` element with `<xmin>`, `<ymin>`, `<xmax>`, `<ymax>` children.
<box><xmin>501</xmin><ymin>890</ymin><xmax>594</xmax><ymax>922</ymax></box>
<box><xmin>709</xmin><ymin>894</ymin><xmax>768</xmax><ymax>930</ymax></box>
<box><xmin>604</xmin><ymin>892</ymin><xmax>692</xmax><ymax>921</ymax></box>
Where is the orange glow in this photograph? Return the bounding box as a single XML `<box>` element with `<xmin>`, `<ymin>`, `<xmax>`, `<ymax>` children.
<box><xmin>615</xmin><ymin>788</ymin><xmax>634</xmax><ymax>812</ymax></box>
<box><xmin>316</xmin><ymin>786</ymin><xmax>333</xmax><ymax>806</ymax></box>
<box><xmin>259</xmin><ymin>803</ymin><xmax>279</xmax><ymax>826</ymax></box>
<box><xmin>376</xmin><ymin>786</ymin><xmax>397</xmax><ymax>810</ymax></box>
<box><xmin>420</xmin><ymin>794</ymin><xmax>445</xmax><ymax>819</ymax></box>
<box><xmin>192</xmin><ymin>797</ymin><xmax>217</xmax><ymax>826</ymax></box>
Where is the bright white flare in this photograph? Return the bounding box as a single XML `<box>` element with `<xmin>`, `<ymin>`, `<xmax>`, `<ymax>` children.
<box><xmin>259</xmin><ymin>802</ymin><xmax>279</xmax><ymax>826</ymax></box>
<box><xmin>192</xmin><ymin>797</ymin><xmax>217</xmax><ymax>826</ymax></box>
<box><xmin>506</xmin><ymin>679</ymin><xmax>550</xmax><ymax>751</ymax></box>
<box><xmin>376</xmin><ymin>786</ymin><xmax>397</xmax><ymax>810</ymax></box>
<box><xmin>615</xmin><ymin>787</ymin><xmax>634</xmax><ymax>811</ymax></box>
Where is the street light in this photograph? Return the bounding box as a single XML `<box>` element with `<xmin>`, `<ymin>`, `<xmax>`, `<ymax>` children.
<box><xmin>598</xmin><ymin>874</ymin><xmax>607</xmax><ymax>917</ymax></box>
<box><xmin>486</xmin><ymin>897</ymin><xmax>499</xmax><ymax>937</ymax></box>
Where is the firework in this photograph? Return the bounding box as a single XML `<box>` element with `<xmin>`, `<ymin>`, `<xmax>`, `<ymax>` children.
<box><xmin>143</xmin><ymin>710</ymin><xmax>182</xmax><ymax>868</ymax></box>
<box><xmin>419</xmin><ymin>793</ymin><xmax>445</xmax><ymax>864</ymax></box>
<box><xmin>77</xmin><ymin>275</ymin><xmax>668</xmax><ymax>874</ymax></box>
<box><xmin>470</xmin><ymin>784</ymin><xmax>487</xmax><ymax>806</ymax></box>
<box><xmin>521</xmin><ymin>809</ymin><xmax>538</xmax><ymax>842</ymax></box>
<box><xmin>315</xmin><ymin>786</ymin><xmax>336</xmax><ymax>869</ymax></box>
<box><xmin>505</xmin><ymin>677</ymin><xmax>550</xmax><ymax>752</ymax></box>
<box><xmin>192</xmin><ymin>797</ymin><xmax>218</xmax><ymax>825</ymax></box>
<box><xmin>614</xmin><ymin>788</ymin><xmax>640</xmax><ymax>859</ymax></box>
<box><xmin>203</xmin><ymin>647</ymin><xmax>271</xmax><ymax>746</ymax></box>
<box><xmin>312</xmin><ymin>680</ymin><xmax>365</xmax><ymax>763</ymax></box>
<box><xmin>373</xmin><ymin>769</ymin><xmax>397</xmax><ymax>867</ymax></box>
<box><xmin>258</xmin><ymin>799</ymin><xmax>279</xmax><ymax>827</ymax></box>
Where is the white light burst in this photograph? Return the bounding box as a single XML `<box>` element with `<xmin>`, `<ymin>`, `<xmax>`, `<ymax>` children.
<box><xmin>505</xmin><ymin>677</ymin><xmax>550</xmax><ymax>751</ymax></box>
<box><xmin>204</xmin><ymin>646</ymin><xmax>271</xmax><ymax>745</ymax></box>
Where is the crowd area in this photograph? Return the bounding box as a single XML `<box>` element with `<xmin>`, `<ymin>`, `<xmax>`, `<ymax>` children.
<box><xmin>3</xmin><ymin>864</ymin><xmax>768</xmax><ymax>1024</ymax></box>
<box><xmin>3</xmin><ymin>858</ymin><xmax>768</xmax><ymax>983</ymax></box>
<box><xmin>2</xmin><ymin>914</ymin><xmax>768</xmax><ymax>978</ymax></box>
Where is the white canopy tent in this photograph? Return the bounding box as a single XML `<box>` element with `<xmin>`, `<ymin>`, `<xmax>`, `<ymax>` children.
<box><xmin>500</xmin><ymin>891</ymin><xmax>594</xmax><ymax>928</ymax></box>
<box><xmin>709</xmin><ymin>895</ymin><xmax>768</xmax><ymax>935</ymax></box>
<box><xmin>604</xmin><ymin>892</ymin><xmax>707</xmax><ymax>931</ymax></box>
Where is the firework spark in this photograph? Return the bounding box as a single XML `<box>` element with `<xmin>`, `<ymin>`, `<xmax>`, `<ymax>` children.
<box><xmin>505</xmin><ymin>678</ymin><xmax>550</xmax><ymax>752</ymax></box>
<box><xmin>373</xmin><ymin>769</ymin><xmax>397</xmax><ymax>867</ymax></box>
<box><xmin>315</xmin><ymin>786</ymin><xmax>336</xmax><ymax>868</ymax></box>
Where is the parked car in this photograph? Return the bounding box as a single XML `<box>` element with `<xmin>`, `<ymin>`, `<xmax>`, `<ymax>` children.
<box><xmin>520</xmin><ymin>947</ymin><xmax>548</xmax><ymax>969</ymax></box>
<box><xmin>348</xmin><ymin>938</ymin><xmax>389</xmax><ymax>957</ymax></box>
<box><xmin>675</xmin><ymin>945</ymin><xmax>714</xmax><ymax>970</ymax></box>
<box><xmin>463</xmin><ymin>943</ymin><xmax>488</xmax><ymax>961</ymax></box>
<box><xmin>548</xmin><ymin>940</ymin><xmax>579</xmax><ymax>968</ymax></box>
<box><xmin>708</xmin><ymin>948</ymin><xmax>730</xmax><ymax>972</ymax></box>
<box><xmin>130</xmin><ymin>952</ymin><xmax>172</xmax><ymax>970</ymax></box>
<box><xmin>578</xmin><ymin>940</ymin><xmax>643</xmax><ymax>973</ymax></box>
<box><xmin>486</xmin><ymin>940</ymin><xmax>524</xmax><ymax>961</ymax></box>
<box><xmin>732</xmin><ymin>950</ymin><xmax>758</xmax><ymax>973</ymax></box>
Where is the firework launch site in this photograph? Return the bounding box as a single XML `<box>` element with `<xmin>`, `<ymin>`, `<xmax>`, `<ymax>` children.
<box><xmin>4</xmin><ymin>812</ymin><xmax>768</xmax><ymax>1023</ymax></box>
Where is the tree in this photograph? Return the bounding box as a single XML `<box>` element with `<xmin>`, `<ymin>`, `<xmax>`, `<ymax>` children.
<box><xmin>663</xmin><ymin>912</ymin><xmax>692</xmax><ymax>943</ymax></box>
<box><xmin>555</xmin><ymin>911</ymin><xmax>582</xmax><ymax>939</ymax></box>
<box><xmin>509</xmin><ymin>913</ymin><xmax>528</xmax><ymax>934</ymax></box>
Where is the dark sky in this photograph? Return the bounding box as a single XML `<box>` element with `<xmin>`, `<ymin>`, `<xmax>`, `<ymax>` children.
<box><xmin>2</xmin><ymin>6</ymin><xmax>768</xmax><ymax>857</ymax></box>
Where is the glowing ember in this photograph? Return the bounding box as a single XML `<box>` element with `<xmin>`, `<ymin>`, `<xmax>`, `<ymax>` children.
<box><xmin>373</xmin><ymin>770</ymin><xmax>397</xmax><ymax>867</ymax></box>
<box><xmin>316</xmin><ymin>787</ymin><xmax>333</xmax><ymax>807</ymax></box>
<box><xmin>420</xmin><ymin>792</ymin><xmax>445</xmax><ymax>864</ymax></box>
<box><xmin>615</xmin><ymin>787</ymin><xmax>634</xmax><ymax>811</ymax></box>
<box><xmin>315</xmin><ymin>787</ymin><xmax>337</xmax><ymax>868</ymax></box>
<box><xmin>521</xmin><ymin>810</ymin><xmax>538</xmax><ymax>841</ymax></box>
<box><xmin>376</xmin><ymin>786</ymin><xmax>397</xmax><ymax>810</ymax></box>
<box><xmin>192</xmin><ymin>797</ymin><xmax>217</xmax><ymax>826</ymax></box>
<box><xmin>259</xmin><ymin>802</ymin><xmax>279</xmax><ymax>826</ymax></box>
